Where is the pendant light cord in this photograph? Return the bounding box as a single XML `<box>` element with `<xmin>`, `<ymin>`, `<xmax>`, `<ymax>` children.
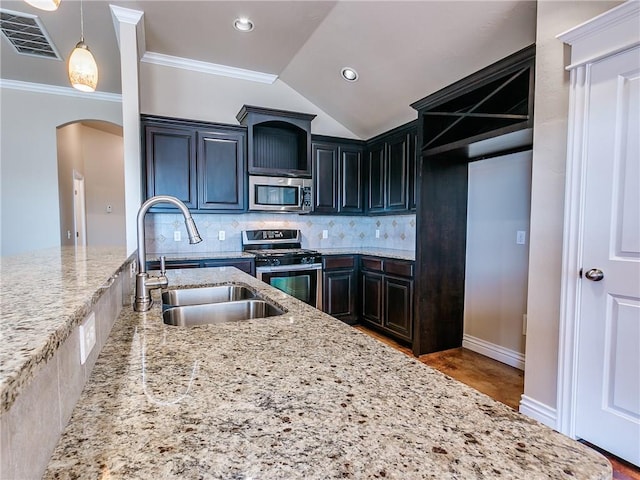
<box><xmin>80</xmin><ymin>0</ymin><xmax>84</xmax><ymax>42</ymax></box>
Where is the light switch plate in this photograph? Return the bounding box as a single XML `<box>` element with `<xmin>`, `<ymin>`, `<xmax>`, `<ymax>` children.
<box><xmin>79</xmin><ymin>312</ymin><xmax>96</xmax><ymax>365</ymax></box>
<box><xmin>218</xmin><ymin>230</ymin><xmax>225</xmax><ymax>241</ymax></box>
<box><xmin>322</xmin><ymin>230</ymin><xmax>328</xmax><ymax>239</ymax></box>
<box><xmin>174</xmin><ymin>231</ymin><xmax>181</xmax><ymax>242</ymax></box>
<box><xmin>516</xmin><ymin>230</ymin><xmax>526</xmax><ymax>245</ymax></box>
<box><xmin>375</xmin><ymin>229</ymin><xmax>380</xmax><ymax>238</ymax></box>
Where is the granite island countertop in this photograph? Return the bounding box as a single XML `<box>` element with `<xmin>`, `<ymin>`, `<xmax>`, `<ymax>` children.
<box><xmin>0</xmin><ymin>246</ymin><xmax>132</xmax><ymax>413</ymax></box>
<box><xmin>43</xmin><ymin>267</ymin><xmax>610</xmax><ymax>479</ymax></box>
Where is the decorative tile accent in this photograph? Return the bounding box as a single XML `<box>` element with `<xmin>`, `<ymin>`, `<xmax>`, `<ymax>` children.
<box><xmin>146</xmin><ymin>213</ymin><xmax>416</xmax><ymax>253</ymax></box>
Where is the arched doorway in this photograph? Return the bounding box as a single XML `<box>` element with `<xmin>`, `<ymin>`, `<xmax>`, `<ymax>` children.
<box><xmin>57</xmin><ymin>120</ymin><xmax>125</xmax><ymax>247</ymax></box>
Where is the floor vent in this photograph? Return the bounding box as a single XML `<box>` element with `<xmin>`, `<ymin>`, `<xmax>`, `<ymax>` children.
<box><xmin>0</xmin><ymin>9</ymin><xmax>61</xmax><ymax>60</ymax></box>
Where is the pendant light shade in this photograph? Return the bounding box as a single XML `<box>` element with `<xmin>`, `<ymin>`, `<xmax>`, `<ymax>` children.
<box><xmin>68</xmin><ymin>0</ymin><xmax>98</xmax><ymax>92</ymax></box>
<box><xmin>23</xmin><ymin>0</ymin><xmax>60</xmax><ymax>11</ymax></box>
<box><xmin>68</xmin><ymin>40</ymin><xmax>98</xmax><ymax>92</ymax></box>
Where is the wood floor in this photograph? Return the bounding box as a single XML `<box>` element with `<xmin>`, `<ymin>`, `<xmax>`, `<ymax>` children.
<box><xmin>354</xmin><ymin>325</ymin><xmax>640</xmax><ymax>480</ymax></box>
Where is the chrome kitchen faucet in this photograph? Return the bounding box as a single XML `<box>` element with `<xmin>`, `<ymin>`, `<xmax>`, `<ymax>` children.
<box><xmin>134</xmin><ymin>195</ymin><xmax>202</xmax><ymax>312</ymax></box>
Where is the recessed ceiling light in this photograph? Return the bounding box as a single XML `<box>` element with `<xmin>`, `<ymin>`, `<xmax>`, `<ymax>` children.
<box><xmin>233</xmin><ymin>17</ymin><xmax>254</xmax><ymax>32</ymax></box>
<box><xmin>341</xmin><ymin>67</ymin><xmax>358</xmax><ymax>82</ymax></box>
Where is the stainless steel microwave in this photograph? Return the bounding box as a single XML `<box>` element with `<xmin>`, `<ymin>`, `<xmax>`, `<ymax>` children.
<box><xmin>249</xmin><ymin>175</ymin><xmax>312</xmax><ymax>213</ymax></box>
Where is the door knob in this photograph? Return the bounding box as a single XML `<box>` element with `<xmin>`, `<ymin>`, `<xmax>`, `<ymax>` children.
<box><xmin>585</xmin><ymin>268</ymin><xmax>604</xmax><ymax>281</ymax></box>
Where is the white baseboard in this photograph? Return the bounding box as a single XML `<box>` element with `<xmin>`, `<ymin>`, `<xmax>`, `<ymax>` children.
<box><xmin>519</xmin><ymin>395</ymin><xmax>557</xmax><ymax>429</ymax></box>
<box><xmin>462</xmin><ymin>334</ymin><xmax>525</xmax><ymax>370</ymax></box>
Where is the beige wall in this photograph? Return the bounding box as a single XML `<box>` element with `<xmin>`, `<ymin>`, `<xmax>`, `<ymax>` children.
<box><xmin>140</xmin><ymin>63</ymin><xmax>360</xmax><ymax>139</ymax></box>
<box><xmin>525</xmin><ymin>0</ymin><xmax>622</xmax><ymax>412</ymax></box>
<box><xmin>56</xmin><ymin>123</ymin><xmax>85</xmax><ymax>247</ymax></box>
<box><xmin>82</xmin><ymin>126</ymin><xmax>126</xmax><ymax>247</ymax></box>
<box><xmin>0</xmin><ymin>87</ymin><xmax>122</xmax><ymax>256</ymax></box>
<box><xmin>464</xmin><ymin>151</ymin><xmax>532</xmax><ymax>358</ymax></box>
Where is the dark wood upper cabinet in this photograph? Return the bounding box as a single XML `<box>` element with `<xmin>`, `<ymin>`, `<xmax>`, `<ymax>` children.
<box><xmin>340</xmin><ymin>146</ymin><xmax>364</xmax><ymax>213</ymax></box>
<box><xmin>386</xmin><ymin>133</ymin><xmax>409</xmax><ymax>211</ymax></box>
<box><xmin>311</xmin><ymin>136</ymin><xmax>365</xmax><ymax>214</ymax></box>
<box><xmin>142</xmin><ymin>115</ymin><xmax>247</xmax><ymax>213</ymax></box>
<box><xmin>367</xmin><ymin>142</ymin><xmax>386</xmax><ymax>213</ymax></box>
<box><xmin>197</xmin><ymin>128</ymin><xmax>246</xmax><ymax>211</ymax></box>
<box><xmin>144</xmin><ymin>124</ymin><xmax>197</xmax><ymax>209</ymax></box>
<box><xmin>411</xmin><ymin>45</ymin><xmax>535</xmax><ymax>159</ymax></box>
<box><xmin>237</xmin><ymin>105</ymin><xmax>316</xmax><ymax>178</ymax></box>
<box><xmin>312</xmin><ymin>142</ymin><xmax>338</xmax><ymax>213</ymax></box>
<box><xmin>365</xmin><ymin>122</ymin><xmax>416</xmax><ymax>214</ymax></box>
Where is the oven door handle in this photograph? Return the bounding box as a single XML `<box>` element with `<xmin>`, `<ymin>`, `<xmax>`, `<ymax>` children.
<box><xmin>257</xmin><ymin>263</ymin><xmax>322</xmax><ymax>273</ymax></box>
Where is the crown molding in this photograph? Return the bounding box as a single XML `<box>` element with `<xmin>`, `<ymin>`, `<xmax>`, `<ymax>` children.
<box><xmin>0</xmin><ymin>79</ymin><xmax>122</xmax><ymax>102</ymax></box>
<box><xmin>141</xmin><ymin>51</ymin><xmax>278</xmax><ymax>85</ymax></box>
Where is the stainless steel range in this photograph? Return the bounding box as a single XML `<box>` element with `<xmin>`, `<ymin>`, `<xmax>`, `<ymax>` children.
<box><xmin>242</xmin><ymin>229</ymin><xmax>322</xmax><ymax>309</ymax></box>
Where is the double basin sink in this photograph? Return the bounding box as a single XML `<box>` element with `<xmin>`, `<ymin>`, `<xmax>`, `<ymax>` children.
<box><xmin>161</xmin><ymin>285</ymin><xmax>285</xmax><ymax>327</ymax></box>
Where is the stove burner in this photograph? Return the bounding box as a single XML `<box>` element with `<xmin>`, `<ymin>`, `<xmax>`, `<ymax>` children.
<box><xmin>242</xmin><ymin>229</ymin><xmax>320</xmax><ymax>267</ymax></box>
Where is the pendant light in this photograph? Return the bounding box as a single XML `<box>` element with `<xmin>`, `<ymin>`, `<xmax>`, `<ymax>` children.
<box><xmin>23</xmin><ymin>0</ymin><xmax>60</xmax><ymax>11</ymax></box>
<box><xmin>68</xmin><ymin>0</ymin><xmax>98</xmax><ymax>92</ymax></box>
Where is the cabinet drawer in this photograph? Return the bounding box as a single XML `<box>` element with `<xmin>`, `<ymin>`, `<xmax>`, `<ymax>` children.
<box><xmin>361</xmin><ymin>257</ymin><xmax>383</xmax><ymax>272</ymax></box>
<box><xmin>323</xmin><ymin>255</ymin><xmax>355</xmax><ymax>270</ymax></box>
<box><xmin>384</xmin><ymin>260</ymin><xmax>413</xmax><ymax>278</ymax></box>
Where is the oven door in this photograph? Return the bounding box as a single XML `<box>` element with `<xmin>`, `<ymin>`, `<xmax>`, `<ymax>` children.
<box><xmin>256</xmin><ymin>263</ymin><xmax>322</xmax><ymax>309</ymax></box>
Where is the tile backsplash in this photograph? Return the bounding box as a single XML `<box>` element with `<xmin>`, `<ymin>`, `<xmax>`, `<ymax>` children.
<box><xmin>145</xmin><ymin>213</ymin><xmax>416</xmax><ymax>254</ymax></box>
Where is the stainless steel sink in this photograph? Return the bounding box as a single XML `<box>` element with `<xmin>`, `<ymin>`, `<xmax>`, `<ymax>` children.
<box><xmin>163</xmin><ymin>299</ymin><xmax>284</xmax><ymax>327</ymax></box>
<box><xmin>162</xmin><ymin>285</ymin><xmax>257</xmax><ymax>307</ymax></box>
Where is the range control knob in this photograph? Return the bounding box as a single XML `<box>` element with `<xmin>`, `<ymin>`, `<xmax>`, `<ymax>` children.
<box><xmin>301</xmin><ymin>256</ymin><xmax>314</xmax><ymax>264</ymax></box>
<box><xmin>270</xmin><ymin>258</ymin><xmax>281</xmax><ymax>267</ymax></box>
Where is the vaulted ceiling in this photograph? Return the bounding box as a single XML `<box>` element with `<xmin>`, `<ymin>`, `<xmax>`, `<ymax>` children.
<box><xmin>1</xmin><ymin>1</ymin><xmax>537</xmax><ymax>138</ymax></box>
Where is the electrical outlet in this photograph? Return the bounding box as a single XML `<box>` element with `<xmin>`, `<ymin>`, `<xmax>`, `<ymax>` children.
<box><xmin>67</xmin><ymin>230</ymin><xmax>72</xmax><ymax>240</ymax></box>
<box><xmin>322</xmin><ymin>230</ymin><xmax>328</xmax><ymax>239</ymax></box>
<box><xmin>79</xmin><ymin>312</ymin><xmax>96</xmax><ymax>365</ymax></box>
<box><xmin>174</xmin><ymin>230</ymin><xmax>181</xmax><ymax>242</ymax></box>
<box><xmin>516</xmin><ymin>230</ymin><xmax>526</xmax><ymax>245</ymax></box>
<box><xmin>218</xmin><ymin>230</ymin><xmax>226</xmax><ymax>241</ymax></box>
<box><xmin>130</xmin><ymin>261</ymin><xmax>136</xmax><ymax>278</ymax></box>
<box><xmin>522</xmin><ymin>314</ymin><xmax>528</xmax><ymax>336</ymax></box>
<box><xmin>375</xmin><ymin>229</ymin><xmax>380</xmax><ymax>238</ymax></box>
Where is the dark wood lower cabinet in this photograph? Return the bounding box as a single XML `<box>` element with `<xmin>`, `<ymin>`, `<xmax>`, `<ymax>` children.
<box><xmin>147</xmin><ymin>258</ymin><xmax>255</xmax><ymax>276</ymax></box>
<box><xmin>384</xmin><ymin>276</ymin><xmax>413</xmax><ymax>340</ymax></box>
<box><xmin>360</xmin><ymin>256</ymin><xmax>414</xmax><ymax>343</ymax></box>
<box><xmin>322</xmin><ymin>255</ymin><xmax>358</xmax><ymax>325</ymax></box>
<box><xmin>361</xmin><ymin>271</ymin><xmax>383</xmax><ymax>325</ymax></box>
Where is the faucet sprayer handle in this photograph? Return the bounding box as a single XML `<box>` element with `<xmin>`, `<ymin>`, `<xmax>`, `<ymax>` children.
<box><xmin>159</xmin><ymin>256</ymin><xmax>166</xmax><ymax>276</ymax></box>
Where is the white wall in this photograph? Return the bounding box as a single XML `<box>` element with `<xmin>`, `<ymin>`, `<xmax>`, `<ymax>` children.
<box><xmin>82</xmin><ymin>126</ymin><xmax>126</xmax><ymax>246</ymax></box>
<box><xmin>0</xmin><ymin>87</ymin><xmax>122</xmax><ymax>256</ymax></box>
<box><xmin>524</xmin><ymin>0</ymin><xmax>623</xmax><ymax>417</ymax></box>
<box><xmin>140</xmin><ymin>62</ymin><xmax>360</xmax><ymax>139</ymax></box>
<box><xmin>464</xmin><ymin>151</ymin><xmax>532</xmax><ymax>365</ymax></box>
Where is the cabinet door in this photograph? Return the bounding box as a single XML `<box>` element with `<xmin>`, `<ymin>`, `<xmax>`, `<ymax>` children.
<box><xmin>323</xmin><ymin>270</ymin><xmax>357</xmax><ymax>324</ymax></box>
<box><xmin>312</xmin><ymin>142</ymin><xmax>338</xmax><ymax>213</ymax></box>
<box><xmin>384</xmin><ymin>276</ymin><xmax>413</xmax><ymax>341</ymax></box>
<box><xmin>339</xmin><ymin>146</ymin><xmax>364</xmax><ymax>214</ymax></box>
<box><xmin>361</xmin><ymin>271</ymin><xmax>383</xmax><ymax>325</ymax></box>
<box><xmin>144</xmin><ymin>125</ymin><xmax>197</xmax><ymax>209</ymax></box>
<box><xmin>197</xmin><ymin>129</ymin><xmax>246</xmax><ymax>211</ymax></box>
<box><xmin>386</xmin><ymin>133</ymin><xmax>409</xmax><ymax>211</ymax></box>
<box><xmin>367</xmin><ymin>143</ymin><xmax>386</xmax><ymax>213</ymax></box>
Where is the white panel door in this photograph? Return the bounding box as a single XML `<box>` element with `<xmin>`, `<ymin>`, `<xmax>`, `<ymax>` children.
<box><xmin>575</xmin><ymin>46</ymin><xmax>640</xmax><ymax>465</ymax></box>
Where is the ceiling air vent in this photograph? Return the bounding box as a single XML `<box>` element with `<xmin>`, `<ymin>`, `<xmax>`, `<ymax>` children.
<box><xmin>0</xmin><ymin>9</ymin><xmax>61</xmax><ymax>60</ymax></box>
